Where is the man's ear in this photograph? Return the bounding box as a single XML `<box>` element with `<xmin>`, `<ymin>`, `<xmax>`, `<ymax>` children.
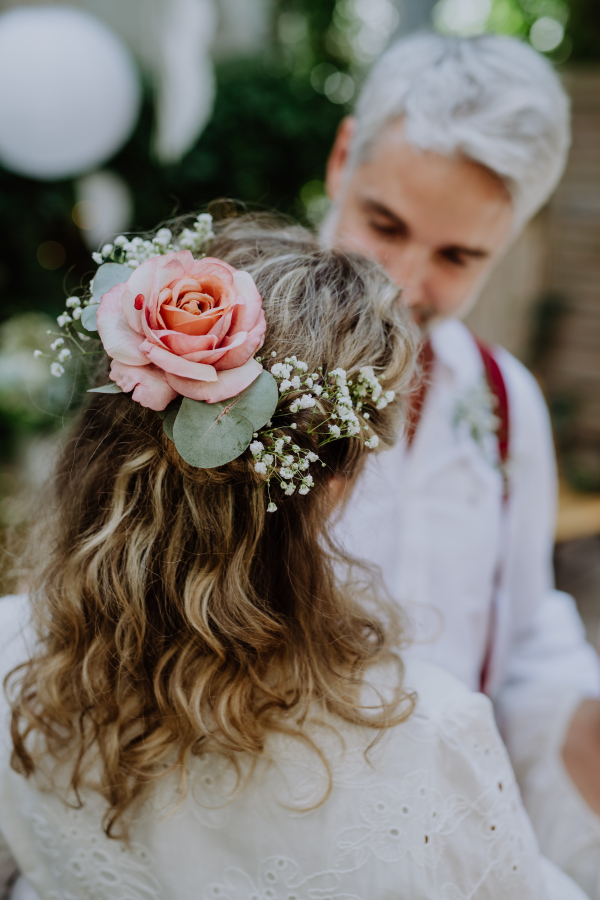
<box><xmin>325</xmin><ymin>116</ymin><xmax>356</xmax><ymax>202</ymax></box>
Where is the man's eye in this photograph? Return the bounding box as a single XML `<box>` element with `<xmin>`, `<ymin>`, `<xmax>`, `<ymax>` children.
<box><xmin>369</xmin><ymin>220</ymin><xmax>402</xmax><ymax>237</ymax></box>
<box><xmin>440</xmin><ymin>249</ymin><xmax>468</xmax><ymax>267</ymax></box>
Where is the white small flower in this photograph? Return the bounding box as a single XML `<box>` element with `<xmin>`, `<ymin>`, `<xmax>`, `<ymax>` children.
<box><xmin>284</xmin><ymin>484</ymin><xmax>296</xmax><ymax>496</ymax></box>
<box><xmin>330</xmin><ymin>367</ymin><xmax>347</xmax><ymax>384</ymax></box>
<box><xmin>279</xmin><ymin>379</ymin><xmax>292</xmax><ymax>393</ymax></box>
<box><xmin>313</xmin><ymin>385</ymin><xmax>323</xmax><ymax>396</ymax></box>
<box><xmin>299</xmin><ymin>485</ymin><xmax>310</xmax><ymax>495</ymax></box>
<box><xmin>56</xmin><ymin>314</ymin><xmax>72</xmax><ymax>327</ymax></box>
<box><xmin>33</xmin><ymin>349</ymin><xmax>43</xmax><ymax>359</ymax></box>
<box><xmin>101</xmin><ymin>243</ymin><xmax>114</xmax><ymax>258</ymax></box>
<box><xmin>154</xmin><ymin>228</ymin><xmax>172</xmax><ymax>247</ymax></box>
<box><xmin>50</xmin><ymin>338</ymin><xmax>64</xmax><ymax>350</ymax></box>
<box><xmin>305</xmin><ymin>377</ymin><xmax>313</xmax><ymax>388</ymax></box>
<box><xmin>290</xmin><ymin>423</ymin><xmax>297</xmax><ymax>429</ymax></box>
<box><xmin>291</xmin><ymin>375</ymin><xmax>301</xmax><ymax>390</ymax></box>
<box><xmin>385</xmin><ymin>390</ymin><xmax>395</xmax><ymax>402</ymax></box>
<box><xmin>364</xmin><ymin>412</ymin><xmax>370</xmax><ymax>419</ymax></box>
<box><xmin>283</xmin><ymin>435</ymin><xmax>291</xmax><ymax>443</ymax></box>
<box><xmin>267</xmin><ymin>502</ymin><xmax>278</xmax><ymax>513</ymax></box>
<box><xmin>303</xmin><ymin>474</ymin><xmax>314</xmax><ymax>486</ymax></box>
<box><xmin>306</xmin><ymin>452</ymin><xmax>319</xmax><ymax>462</ymax></box>
<box><xmin>347</xmin><ymin>421</ymin><xmax>360</xmax><ymax>435</ymax></box>
<box><xmin>274</xmin><ymin>438</ymin><xmax>285</xmax><ymax>454</ymax></box>
<box><xmin>254</xmin><ymin>461</ymin><xmax>267</xmax><ymax>475</ymax></box>
<box><xmin>298</xmin><ymin>394</ymin><xmax>316</xmax><ymax>409</ymax></box>
<box><xmin>299</xmin><ymin>459</ymin><xmax>309</xmax><ymax>471</ymax></box>
<box><xmin>263</xmin><ymin>454</ymin><xmax>274</xmax><ymax>466</ymax></box>
<box><xmin>58</xmin><ymin>348</ymin><xmax>71</xmax><ymax>362</ymax></box>
<box><xmin>114</xmin><ymin>235</ymin><xmax>127</xmax><ymax>247</ymax></box>
<box><xmin>290</xmin><ymin>403</ymin><xmax>299</xmax><ymax>414</ymax></box>
<box><xmin>329</xmin><ymin>424</ymin><xmax>341</xmax><ymax>438</ymax></box>
<box><xmin>271</xmin><ymin>351</ymin><xmax>277</xmax><ymax>357</ymax></box>
<box><xmin>92</xmin><ymin>252</ymin><xmax>103</xmax><ymax>265</ymax></box>
<box><xmin>365</xmin><ymin>435</ymin><xmax>380</xmax><ymax>449</ymax></box>
<box><xmin>50</xmin><ymin>362</ymin><xmax>65</xmax><ymax>377</ymax></box>
<box><xmin>72</xmin><ymin>307</ymin><xmax>82</xmax><ymax>320</ymax></box>
<box><xmin>271</xmin><ymin>363</ymin><xmax>292</xmax><ymax>379</ymax></box>
<box><xmin>295</xmin><ymin>360</ymin><xmax>308</xmax><ymax>371</ymax></box>
<box><xmin>65</xmin><ymin>296</ymin><xmax>81</xmax><ymax>308</ymax></box>
<box><xmin>280</xmin><ymin>467</ymin><xmax>293</xmax><ymax>480</ymax></box>
<box><xmin>376</xmin><ymin>398</ymin><xmax>388</xmax><ymax>410</ymax></box>
<box><xmin>284</xmin><ymin>455</ymin><xmax>294</xmax><ymax>465</ymax></box>
<box><xmin>250</xmin><ymin>440</ymin><xmax>264</xmax><ymax>457</ymax></box>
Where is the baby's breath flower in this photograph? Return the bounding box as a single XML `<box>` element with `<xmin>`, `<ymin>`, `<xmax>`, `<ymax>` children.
<box><xmin>92</xmin><ymin>252</ymin><xmax>103</xmax><ymax>265</ymax></box>
<box><xmin>284</xmin><ymin>484</ymin><xmax>296</xmax><ymax>496</ymax></box>
<box><xmin>254</xmin><ymin>461</ymin><xmax>267</xmax><ymax>475</ymax></box>
<box><xmin>290</xmin><ymin>375</ymin><xmax>301</xmax><ymax>390</ymax></box>
<box><xmin>56</xmin><ymin>313</ymin><xmax>72</xmax><ymax>328</ymax></box>
<box><xmin>274</xmin><ymin>438</ymin><xmax>285</xmax><ymax>454</ymax></box>
<box><xmin>50</xmin><ymin>338</ymin><xmax>64</xmax><ymax>350</ymax></box>
<box><xmin>313</xmin><ymin>385</ymin><xmax>323</xmax><ymax>396</ymax></box>
<box><xmin>65</xmin><ymin>296</ymin><xmax>81</xmax><ymax>308</ymax></box>
<box><xmin>280</xmin><ymin>467</ymin><xmax>293</xmax><ymax>480</ymax></box>
<box><xmin>263</xmin><ymin>454</ymin><xmax>274</xmax><ymax>466</ymax></box>
<box><xmin>58</xmin><ymin>348</ymin><xmax>72</xmax><ymax>362</ymax></box>
<box><xmin>290</xmin><ymin>423</ymin><xmax>297</xmax><ymax>429</ymax></box>
<box><xmin>365</xmin><ymin>435</ymin><xmax>379</xmax><ymax>449</ymax></box>
<box><xmin>298</xmin><ymin>485</ymin><xmax>310</xmax><ymax>495</ymax></box>
<box><xmin>114</xmin><ymin>235</ymin><xmax>127</xmax><ymax>247</ymax></box>
<box><xmin>33</xmin><ymin>349</ymin><xmax>43</xmax><ymax>359</ymax></box>
<box><xmin>295</xmin><ymin>360</ymin><xmax>308</xmax><ymax>372</ymax></box>
<box><xmin>72</xmin><ymin>307</ymin><xmax>82</xmax><ymax>320</ymax></box>
<box><xmin>279</xmin><ymin>379</ymin><xmax>292</xmax><ymax>393</ymax></box>
<box><xmin>102</xmin><ymin>244</ymin><xmax>114</xmax><ymax>258</ymax></box>
<box><xmin>290</xmin><ymin>403</ymin><xmax>299</xmax><ymax>414</ymax></box>
<box><xmin>271</xmin><ymin>351</ymin><xmax>277</xmax><ymax>357</ymax></box>
<box><xmin>385</xmin><ymin>390</ymin><xmax>395</xmax><ymax>402</ymax></box>
<box><xmin>298</xmin><ymin>394</ymin><xmax>316</xmax><ymax>409</ymax></box>
<box><xmin>50</xmin><ymin>362</ymin><xmax>64</xmax><ymax>378</ymax></box>
<box><xmin>306</xmin><ymin>452</ymin><xmax>319</xmax><ymax>463</ymax></box>
<box><xmin>250</xmin><ymin>440</ymin><xmax>264</xmax><ymax>457</ymax></box>
<box><xmin>329</xmin><ymin>424</ymin><xmax>341</xmax><ymax>438</ymax></box>
<box><xmin>267</xmin><ymin>502</ymin><xmax>277</xmax><ymax>513</ymax></box>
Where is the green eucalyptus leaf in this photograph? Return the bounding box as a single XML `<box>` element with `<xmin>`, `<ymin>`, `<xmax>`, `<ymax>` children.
<box><xmin>156</xmin><ymin>397</ymin><xmax>182</xmax><ymax>422</ymax></box>
<box><xmin>81</xmin><ymin>303</ymin><xmax>100</xmax><ymax>332</ymax></box>
<box><xmin>169</xmin><ymin>371</ymin><xmax>279</xmax><ymax>469</ymax></box>
<box><xmin>162</xmin><ymin>408</ymin><xmax>178</xmax><ymax>441</ymax></box>
<box><xmin>88</xmin><ymin>382</ymin><xmax>123</xmax><ymax>394</ymax></box>
<box><xmin>173</xmin><ymin>397</ymin><xmax>254</xmax><ymax>468</ymax></box>
<box><xmin>92</xmin><ymin>263</ymin><xmax>134</xmax><ymax>302</ymax></box>
<box><xmin>232</xmin><ymin>370</ymin><xmax>279</xmax><ymax>430</ymax></box>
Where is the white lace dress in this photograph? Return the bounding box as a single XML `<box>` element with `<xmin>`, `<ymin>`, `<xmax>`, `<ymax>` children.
<box><xmin>0</xmin><ymin>595</ymin><xmax>585</xmax><ymax>900</ymax></box>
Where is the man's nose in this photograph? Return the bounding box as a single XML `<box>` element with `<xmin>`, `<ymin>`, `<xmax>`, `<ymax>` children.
<box><xmin>387</xmin><ymin>245</ymin><xmax>430</xmax><ymax>306</ymax></box>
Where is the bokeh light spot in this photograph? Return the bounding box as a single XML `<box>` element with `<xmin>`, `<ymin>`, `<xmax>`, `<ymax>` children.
<box><xmin>530</xmin><ymin>16</ymin><xmax>564</xmax><ymax>52</ymax></box>
<box><xmin>37</xmin><ymin>241</ymin><xmax>66</xmax><ymax>271</ymax></box>
<box><xmin>72</xmin><ymin>199</ymin><xmax>100</xmax><ymax>230</ymax></box>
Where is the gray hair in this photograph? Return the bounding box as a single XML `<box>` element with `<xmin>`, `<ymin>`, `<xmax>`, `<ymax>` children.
<box><xmin>351</xmin><ymin>32</ymin><xmax>570</xmax><ymax>231</ymax></box>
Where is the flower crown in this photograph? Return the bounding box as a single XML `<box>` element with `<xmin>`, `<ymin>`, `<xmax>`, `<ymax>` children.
<box><xmin>35</xmin><ymin>214</ymin><xmax>393</xmax><ymax>511</ymax></box>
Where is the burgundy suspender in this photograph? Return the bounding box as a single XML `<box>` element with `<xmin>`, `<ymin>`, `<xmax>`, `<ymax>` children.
<box><xmin>407</xmin><ymin>335</ymin><xmax>511</xmax><ymax>696</ymax></box>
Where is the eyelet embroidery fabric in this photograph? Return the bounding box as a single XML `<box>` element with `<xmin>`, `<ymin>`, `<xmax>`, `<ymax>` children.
<box><xmin>0</xmin><ymin>663</ymin><xmax>549</xmax><ymax>900</ymax></box>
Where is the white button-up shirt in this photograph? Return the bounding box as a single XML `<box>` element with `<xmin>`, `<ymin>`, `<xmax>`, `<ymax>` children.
<box><xmin>334</xmin><ymin>318</ymin><xmax>600</xmax><ymax>700</ymax></box>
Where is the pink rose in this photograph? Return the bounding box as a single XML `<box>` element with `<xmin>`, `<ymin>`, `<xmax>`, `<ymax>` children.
<box><xmin>96</xmin><ymin>250</ymin><xmax>266</xmax><ymax>411</ymax></box>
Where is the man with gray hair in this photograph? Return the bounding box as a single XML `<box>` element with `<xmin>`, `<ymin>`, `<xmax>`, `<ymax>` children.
<box><xmin>329</xmin><ymin>32</ymin><xmax>600</xmax><ymax>895</ymax></box>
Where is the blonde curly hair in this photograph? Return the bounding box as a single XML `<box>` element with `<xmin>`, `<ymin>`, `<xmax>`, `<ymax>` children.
<box><xmin>7</xmin><ymin>214</ymin><xmax>418</xmax><ymax>837</ymax></box>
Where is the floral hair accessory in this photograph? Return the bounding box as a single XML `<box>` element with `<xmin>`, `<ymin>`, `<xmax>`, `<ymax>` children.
<box><xmin>250</xmin><ymin>358</ymin><xmax>394</xmax><ymax>512</ymax></box>
<box><xmin>34</xmin><ymin>214</ymin><xmax>392</xmax><ymax>491</ymax></box>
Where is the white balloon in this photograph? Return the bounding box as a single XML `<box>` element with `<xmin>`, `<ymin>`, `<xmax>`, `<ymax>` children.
<box><xmin>0</xmin><ymin>6</ymin><xmax>141</xmax><ymax>180</ymax></box>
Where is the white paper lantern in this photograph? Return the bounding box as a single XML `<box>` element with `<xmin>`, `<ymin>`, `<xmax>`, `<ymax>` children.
<box><xmin>0</xmin><ymin>6</ymin><xmax>141</xmax><ymax>180</ymax></box>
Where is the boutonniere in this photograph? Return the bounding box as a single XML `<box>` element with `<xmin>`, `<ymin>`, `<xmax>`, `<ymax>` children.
<box><xmin>452</xmin><ymin>377</ymin><xmax>501</xmax><ymax>469</ymax></box>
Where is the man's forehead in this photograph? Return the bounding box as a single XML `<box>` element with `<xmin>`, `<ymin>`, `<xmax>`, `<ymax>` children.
<box><xmin>353</xmin><ymin>124</ymin><xmax>513</xmax><ymax>250</ymax></box>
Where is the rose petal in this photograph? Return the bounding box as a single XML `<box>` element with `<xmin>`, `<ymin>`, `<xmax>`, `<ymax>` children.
<box><xmin>190</xmin><ymin>258</ymin><xmax>236</xmax><ymax>281</ymax></box>
<box><xmin>230</xmin><ymin>271</ymin><xmax>263</xmax><ymax>334</ymax></box>
<box><xmin>97</xmin><ymin>282</ymin><xmax>148</xmax><ymax>366</ymax></box>
<box><xmin>166</xmin><ymin>357</ymin><xmax>262</xmax><ymax>404</ymax></box>
<box><xmin>214</xmin><ymin>309</ymin><xmax>266</xmax><ymax>370</ymax></box>
<box><xmin>157</xmin><ymin>331</ymin><xmax>218</xmax><ymax>356</ymax></box>
<box><xmin>109</xmin><ymin>360</ymin><xmax>177</xmax><ymax>411</ymax></box>
<box><xmin>143</xmin><ymin>344</ymin><xmax>218</xmax><ymax>382</ymax></box>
